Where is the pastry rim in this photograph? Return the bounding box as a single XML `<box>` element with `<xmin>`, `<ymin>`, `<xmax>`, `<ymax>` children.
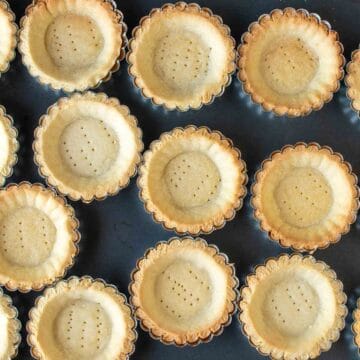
<box><xmin>0</xmin><ymin>0</ymin><xmax>17</xmax><ymax>74</ymax></box>
<box><xmin>345</xmin><ymin>47</ymin><xmax>360</xmax><ymax>116</ymax></box>
<box><xmin>251</xmin><ymin>142</ymin><xmax>359</xmax><ymax>252</ymax></box>
<box><xmin>0</xmin><ymin>287</ymin><xmax>22</xmax><ymax>359</ymax></box>
<box><xmin>237</xmin><ymin>7</ymin><xmax>345</xmax><ymax>117</ymax></box>
<box><xmin>238</xmin><ymin>253</ymin><xmax>348</xmax><ymax>359</ymax></box>
<box><xmin>18</xmin><ymin>0</ymin><xmax>128</xmax><ymax>92</ymax></box>
<box><xmin>137</xmin><ymin>125</ymin><xmax>248</xmax><ymax>235</ymax></box>
<box><xmin>129</xmin><ymin>237</ymin><xmax>239</xmax><ymax>346</ymax></box>
<box><xmin>0</xmin><ymin>181</ymin><xmax>80</xmax><ymax>292</ymax></box>
<box><xmin>33</xmin><ymin>91</ymin><xmax>144</xmax><ymax>203</ymax></box>
<box><xmin>352</xmin><ymin>297</ymin><xmax>360</xmax><ymax>351</ymax></box>
<box><xmin>126</xmin><ymin>1</ymin><xmax>236</xmax><ymax>111</ymax></box>
<box><xmin>26</xmin><ymin>275</ymin><xmax>138</xmax><ymax>360</ymax></box>
<box><xmin>0</xmin><ymin>105</ymin><xmax>18</xmax><ymax>186</ymax></box>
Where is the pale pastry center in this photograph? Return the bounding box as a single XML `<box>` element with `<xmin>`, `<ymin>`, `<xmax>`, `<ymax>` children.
<box><xmin>263</xmin><ymin>278</ymin><xmax>320</xmax><ymax>337</ymax></box>
<box><xmin>154</xmin><ymin>31</ymin><xmax>211</xmax><ymax>91</ymax></box>
<box><xmin>59</xmin><ymin>117</ymin><xmax>119</xmax><ymax>178</ymax></box>
<box><xmin>164</xmin><ymin>151</ymin><xmax>220</xmax><ymax>208</ymax></box>
<box><xmin>275</xmin><ymin>167</ymin><xmax>333</xmax><ymax>227</ymax></box>
<box><xmin>261</xmin><ymin>37</ymin><xmax>318</xmax><ymax>95</ymax></box>
<box><xmin>155</xmin><ymin>261</ymin><xmax>212</xmax><ymax>322</ymax></box>
<box><xmin>55</xmin><ymin>299</ymin><xmax>111</xmax><ymax>358</ymax></box>
<box><xmin>45</xmin><ymin>14</ymin><xmax>104</xmax><ymax>70</ymax></box>
<box><xmin>0</xmin><ymin>207</ymin><xmax>56</xmax><ymax>267</ymax></box>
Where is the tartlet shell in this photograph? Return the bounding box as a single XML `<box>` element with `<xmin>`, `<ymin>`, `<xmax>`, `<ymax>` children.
<box><xmin>129</xmin><ymin>237</ymin><xmax>239</xmax><ymax>346</ymax></box>
<box><xmin>251</xmin><ymin>142</ymin><xmax>359</xmax><ymax>252</ymax></box>
<box><xmin>0</xmin><ymin>181</ymin><xmax>80</xmax><ymax>293</ymax></box>
<box><xmin>238</xmin><ymin>253</ymin><xmax>348</xmax><ymax>359</ymax></box>
<box><xmin>237</xmin><ymin>7</ymin><xmax>345</xmax><ymax>117</ymax></box>
<box><xmin>18</xmin><ymin>0</ymin><xmax>128</xmax><ymax>92</ymax></box>
<box><xmin>137</xmin><ymin>125</ymin><xmax>248</xmax><ymax>235</ymax></box>
<box><xmin>352</xmin><ymin>297</ymin><xmax>360</xmax><ymax>353</ymax></box>
<box><xmin>127</xmin><ymin>1</ymin><xmax>236</xmax><ymax>111</ymax></box>
<box><xmin>26</xmin><ymin>275</ymin><xmax>138</xmax><ymax>360</ymax></box>
<box><xmin>33</xmin><ymin>91</ymin><xmax>144</xmax><ymax>203</ymax></box>
<box><xmin>345</xmin><ymin>46</ymin><xmax>360</xmax><ymax>116</ymax></box>
<box><xmin>0</xmin><ymin>105</ymin><xmax>18</xmax><ymax>186</ymax></box>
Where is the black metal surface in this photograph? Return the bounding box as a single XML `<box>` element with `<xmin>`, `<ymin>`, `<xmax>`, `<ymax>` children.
<box><xmin>4</xmin><ymin>0</ymin><xmax>360</xmax><ymax>359</ymax></box>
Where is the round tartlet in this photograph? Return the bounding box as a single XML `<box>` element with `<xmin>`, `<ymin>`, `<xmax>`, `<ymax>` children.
<box><xmin>238</xmin><ymin>7</ymin><xmax>344</xmax><ymax>116</ymax></box>
<box><xmin>0</xmin><ymin>106</ymin><xmax>18</xmax><ymax>186</ymax></box>
<box><xmin>0</xmin><ymin>287</ymin><xmax>21</xmax><ymax>359</ymax></box>
<box><xmin>127</xmin><ymin>2</ymin><xmax>236</xmax><ymax>111</ymax></box>
<box><xmin>352</xmin><ymin>298</ymin><xmax>360</xmax><ymax>352</ymax></box>
<box><xmin>19</xmin><ymin>0</ymin><xmax>126</xmax><ymax>92</ymax></box>
<box><xmin>0</xmin><ymin>1</ymin><xmax>17</xmax><ymax>75</ymax></box>
<box><xmin>345</xmin><ymin>47</ymin><xmax>360</xmax><ymax>116</ymax></box>
<box><xmin>251</xmin><ymin>143</ymin><xmax>359</xmax><ymax>251</ymax></box>
<box><xmin>27</xmin><ymin>276</ymin><xmax>137</xmax><ymax>360</ymax></box>
<box><xmin>129</xmin><ymin>237</ymin><xmax>238</xmax><ymax>346</ymax></box>
<box><xmin>138</xmin><ymin>126</ymin><xmax>247</xmax><ymax>234</ymax></box>
<box><xmin>0</xmin><ymin>182</ymin><xmax>80</xmax><ymax>292</ymax></box>
<box><xmin>239</xmin><ymin>254</ymin><xmax>347</xmax><ymax>359</ymax></box>
<box><xmin>34</xmin><ymin>92</ymin><xmax>143</xmax><ymax>203</ymax></box>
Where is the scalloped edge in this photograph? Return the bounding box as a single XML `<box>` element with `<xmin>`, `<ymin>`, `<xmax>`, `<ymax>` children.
<box><xmin>18</xmin><ymin>0</ymin><xmax>128</xmax><ymax>93</ymax></box>
<box><xmin>238</xmin><ymin>253</ymin><xmax>348</xmax><ymax>359</ymax></box>
<box><xmin>0</xmin><ymin>287</ymin><xmax>21</xmax><ymax>359</ymax></box>
<box><xmin>33</xmin><ymin>91</ymin><xmax>144</xmax><ymax>203</ymax></box>
<box><xmin>26</xmin><ymin>275</ymin><xmax>138</xmax><ymax>360</ymax></box>
<box><xmin>250</xmin><ymin>142</ymin><xmax>359</xmax><ymax>252</ymax></box>
<box><xmin>0</xmin><ymin>181</ymin><xmax>80</xmax><ymax>292</ymax></box>
<box><xmin>129</xmin><ymin>236</ymin><xmax>239</xmax><ymax>346</ymax></box>
<box><xmin>137</xmin><ymin>125</ymin><xmax>248</xmax><ymax>235</ymax></box>
<box><xmin>237</xmin><ymin>7</ymin><xmax>345</xmax><ymax>117</ymax></box>
<box><xmin>345</xmin><ymin>46</ymin><xmax>360</xmax><ymax>117</ymax></box>
<box><xmin>0</xmin><ymin>105</ymin><xmax>19</xmax><ymax>187</ymax></box>
<box><xmin>126</xmin><ymin>1</ymin><xmax>236</xmax><ymax>111</ymax></box>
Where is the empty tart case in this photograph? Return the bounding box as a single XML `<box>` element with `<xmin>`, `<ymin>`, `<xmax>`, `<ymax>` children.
<box><xmin>0</xmin><ymin>106</ymin><xmax>18</xmax><ymax>186</ymax></box>
<box><xmin>0</xmin><ymin>287</ymin><xmax>21</xmax><ymax>359</ymax></box>
<box><xmin>251</xmin><ymin>142</ymin><xmax>359</xmax><ymax>252</ymax></box>
<box><xmin>18</xmin><ymin>0</ymin><xmax>127</xmax><ymax>92</ymax></box>
<box><xmin>137</xmin><ymin>126</ymin><xmax>248</xmax><ymax>235</ymax></box>
<box><xmin>33</xmin><ymin>92</ymin><xmax>143</xmax><ymax>203</ymax></box>
<box><xmin>129</xmin><ymin>237</ymin><xmax>239</xmax><ymax>346</ymax></box>
<box><xmin>27</xmin><ymin>276</ymin><xmax>137</xmax><ymax>360</ymax></box>
<box><xmin>0</xmin><ymin>1</ymin><xmax>17</xmax><ymax>75</ymax></box>
<box><xmin>127</xmin><ymin>2</ymin><xmax>236</xmax><ymax>111</ymax></box>
<box><xmin>352</xmin><ymin>297</ymin><xmax>360</xmax><ymax>352</ymax></box>
<box><xmin>345</xmin><ymin>45</ymin><xmax>360</xmax><ymax>116</ymax></box>
<box><xmin>239</xmin><ymin>253</ymin><xmax>347</xmax><ymax>359</ymax></box>
<box><xmin>0</xmin><ymin>182</ymin><xmax>80</xmax><ymax>292</ymax></box>
<box><xmin>237</xmin><ymin>7</ymin><xmax>345</xmax><ymax>117</ymax></box>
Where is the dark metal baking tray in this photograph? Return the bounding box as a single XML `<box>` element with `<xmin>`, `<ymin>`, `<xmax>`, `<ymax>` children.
<box><xmin>4</xmin><ymin>0</ymin><xmax>360</xmax><ymax>359</ymax></box>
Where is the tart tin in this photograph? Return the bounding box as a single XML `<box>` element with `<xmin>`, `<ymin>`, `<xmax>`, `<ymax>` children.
<box><xmin>32</xmin><ymin>91</ymin><xmax>143</xmax><ymax>203</ymax></box>
<box><xmin>250</xmin><ymin>142</ymin><xmax>360</xmax><ymax>253</ymax></box>
<box><xmin>0</xmin><ymin>181</ymin><xmax>80</xmax><ymax>293</ymax></box>
<box><xmin>237</xmin><ymin>8</ymin><xmax>345</xmax><ymax>117</ymax></box>
<box><xmin>26</xmin><ymin>275</ymin><xmax>138</xmax><ymax>360</ymax></box>
<box><xmin>126</xmin><ymin>1</ymin><xmax>236</xmax><ymax>112</ymax></box>
<box><xmin>128</xmin><ymin>237</ymin><xmax>240</xmax><ymax>347</ymax></box>
<box><xmin>18</xmin><ymin>0</ymin><xmax>128</xmax><ymax>92</ymax></box>
<box><xmin>137</xmin><ymin>125</ymin><xmax>248</xmax><ymax>236</ymax></box>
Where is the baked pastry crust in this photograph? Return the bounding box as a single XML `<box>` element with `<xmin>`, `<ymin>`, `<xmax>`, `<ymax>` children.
<box><xmin>238</xmin><ymin>7</ymin><xmax>344</xmax><ymax>116</ymax></box>
<box><xmin>0</xmin><ymin>1</ymin><xmax>17</xmax><ymax>74</ymax></box>
<box><xmin>129</xmin><ymin>237</ymin><xmax>238</xmax><ymax>346</ymax></box>
<box><xmin>138</xmin><ymin>126</ymin><xmax>247</xmax><ymax>234</ymax></box>
<box><xmin>352</xmin><ymin>298</ymin><xmax>360</xmax><ymax>351</ymax></box>
<box><xmin>345</xmin><ymin>48</ymin><xmax>360</xmax><ymax>115</ymax></box>
<box><xmin>34</xmin><ymin>92</ymin><xmax>143</xmax><ymax>203</ymax></box>
<box><xmin>27</xmin><ymin>276</ymin><xmax>137</xmax><ymax>360</ymax></box>
<box><xmin>251</xmin><ymin>142</ymin><xmax>359</xmax><ymax>251</ymax></box>
<box><xmin>239</xmin><ymin>253</ymin><xmax>347</xmax><ymax>359</ymax></box>
<box><xmin>19</xmin><ymin>0</ymin><xmax>126</xmax><ymax>92</ymax></box>
<box><xmin>127</xmin><ymin>2</ymin><xmax>236</xmax><ymax>111</ymax></box>
<box><xmin>0</xmin><ymin>287</ymin><xmax>21</xmax><ymax>359</ymax></box>
<box><xmin>0</xmin><ymin>106</ymin><xmax>18</xmax><ymax>186</ymax></box>
<box><xmin>0</xmin><ymin>182</ymin><xmax>80</xmax><ymax>292</ymax></box>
